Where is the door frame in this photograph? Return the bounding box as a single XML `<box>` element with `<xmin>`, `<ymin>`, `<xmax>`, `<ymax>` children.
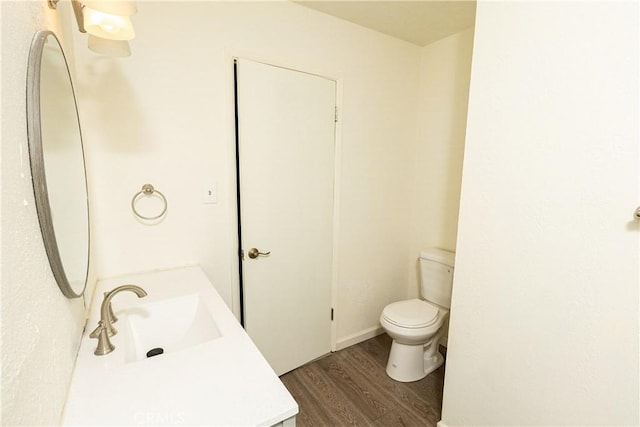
<box><xmin>225</xmin><ymin>52</ymin><xmax>343</xmax><ymax>352</ymax></box>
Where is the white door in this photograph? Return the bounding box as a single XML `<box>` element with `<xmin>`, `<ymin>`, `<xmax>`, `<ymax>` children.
<box><xmin>235</xmin><ymin>58</ymin><xmax>336</xmax><ymax>375</ymax></box>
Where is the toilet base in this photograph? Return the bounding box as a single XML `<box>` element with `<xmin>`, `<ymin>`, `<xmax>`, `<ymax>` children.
<box><xmin>385</xmin><ymin>340</ymin><xmax>444</xmax><ymax>382</ymax></box>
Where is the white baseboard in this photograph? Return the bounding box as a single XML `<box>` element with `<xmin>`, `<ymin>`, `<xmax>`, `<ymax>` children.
<box><xmin>335</xmin><ymin>325</ymin><xmax>385</xmax><ymax>351</ymax></box>
<box><xmin>436</xmin><ymin>421</ymin><xmax>449</xmax><ymax>427</ymax></box>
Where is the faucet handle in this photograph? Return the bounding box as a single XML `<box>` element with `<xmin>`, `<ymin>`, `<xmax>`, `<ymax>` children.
<box><xmin>89</xmin><ymin>321</ymin><xmax>103</xmax><ymax>339</ymax></box>
<box><xmin>91</xmin><ymin>315</ymin><xmax>117</xmax><ymax>337</ymax></box>
<box><xmin>89</xmin><ymin>320</ymin><xmax>114</xmax><ymax>338</ymax></box>
<box><xmin>89</xmin><ymin>320</ymin><xmax>115</xmax><ymax>355</ymax></box>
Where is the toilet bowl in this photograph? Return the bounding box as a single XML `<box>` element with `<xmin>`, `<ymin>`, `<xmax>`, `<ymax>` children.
<box><xmin>380</xmin><ymin>248</ymin><xmax>455</xmax><ymax>382</ymax></box>
<box><xmin>380</xmin><ymin>299</ymin><xmax>448</xmax><ymax>382</ymax></box>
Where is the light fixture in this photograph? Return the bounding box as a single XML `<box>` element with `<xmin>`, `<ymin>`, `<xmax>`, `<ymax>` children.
<box><xmin>81</xmin><ymin>1</ymin><xmax>136</xmax><ymax>41</ymax></box>
<box><xmin>48</xmin><ymin>0</ymin><xmax>137</xmax><ymax>57</ymax></box>
<box><xmin>67</xmin><ymin>0</ymin><xmax>137</xmax><ymax>56</ymax></box>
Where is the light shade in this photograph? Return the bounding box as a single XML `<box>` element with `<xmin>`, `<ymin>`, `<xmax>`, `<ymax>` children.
<box><xmin>83</xmin><ymin>0</ymin><xmax>136</xmax><ymax>16</ymax></box>
<box><xmin>83</xmin><ymin>1</ymin><xmax>136</xmax><ymax>41</ymax></box>
<box><xmin>88</xmin><ymin>35</ymin><xmax>131</xmax><ymax>57</ymax></box>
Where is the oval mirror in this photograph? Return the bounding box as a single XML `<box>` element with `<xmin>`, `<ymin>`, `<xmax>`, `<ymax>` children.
<box><xmin>26</xmin><ymin>31</ymin><xmax>90</xmax><ymax>298</ymax></box>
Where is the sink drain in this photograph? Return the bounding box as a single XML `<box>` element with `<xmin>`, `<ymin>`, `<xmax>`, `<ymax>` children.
<box><xmin>146</xmin><ymin>347</ymin><xmax>164</xmax><ymax>358</ymax></box>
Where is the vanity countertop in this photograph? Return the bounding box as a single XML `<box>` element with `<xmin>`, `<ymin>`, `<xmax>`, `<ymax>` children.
<box><xmin>62</xmin><ymin>266</ymin><xmax>298</xmax><ymax>426</ymax></box>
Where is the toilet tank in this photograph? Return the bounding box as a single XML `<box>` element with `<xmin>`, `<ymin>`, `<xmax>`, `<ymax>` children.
<box><xmin>419</xmin><ymin>248</ymin><xmax>455</xmax><ymax>309</ymax></box>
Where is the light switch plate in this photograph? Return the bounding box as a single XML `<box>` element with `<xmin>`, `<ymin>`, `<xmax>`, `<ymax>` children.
<box><xmin>203</xmin><ymin>183</ymin><xmax>217</xmax><ymax>204</ymax></box>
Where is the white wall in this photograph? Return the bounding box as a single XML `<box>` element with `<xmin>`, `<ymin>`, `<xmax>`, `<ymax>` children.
<box><xmin>73</xmin><ymin>1</ymin><xmax>420</xmax><ymax>346</ymax></box>
<box><xmin>0</xmin><ymin>2</ymin><xmax>90</xmax><ymax>425</ymax></box>
<box><xmin>441</xmin><ymin>1</ymin><xmax>639</xmax><ymax>426</ymax></box>
<box><xmin>407</xmin><ymin>28</ymin><xmax>474</xmax><ymax>299</ymax></box>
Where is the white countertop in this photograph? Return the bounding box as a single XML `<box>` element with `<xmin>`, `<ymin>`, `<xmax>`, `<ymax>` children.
<box><xmin>62</xmin><ymin>265</ymin><xmax>298</xmax><ymax>426</ymax></box>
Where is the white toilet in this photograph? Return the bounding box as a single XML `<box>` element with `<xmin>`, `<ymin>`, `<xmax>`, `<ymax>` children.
<box><xmin>380</xmin><ymin>248</ymin><xmax>455</xmax><ymax>382</ymax></box>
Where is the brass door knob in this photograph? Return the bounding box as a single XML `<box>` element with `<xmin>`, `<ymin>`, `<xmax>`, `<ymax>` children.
<box><xmin>248</xmin><ymin>248</ymin><xmax>271</xmax><ymax>259</ymax></box>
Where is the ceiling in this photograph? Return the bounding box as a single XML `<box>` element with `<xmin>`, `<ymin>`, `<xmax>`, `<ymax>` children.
<box><xmin>294</xmin><ymin>1</ymin><xmax>476</xmax><ymax>46</ymax></box>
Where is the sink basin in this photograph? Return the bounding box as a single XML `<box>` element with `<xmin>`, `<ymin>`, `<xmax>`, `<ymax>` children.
<box><xmin>120</xmin><ymin>293</ymin><xmax>222</xmax><ymax>362</ymax></box>
<box><xmin>64</xmin><ymin>266</ymin><xmax>298</xmax><ymax>426</ymax></box>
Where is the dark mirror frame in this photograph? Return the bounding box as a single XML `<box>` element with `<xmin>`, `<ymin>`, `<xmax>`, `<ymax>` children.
<box><xmin>26</xmin><ymin>30</ymin><xmax>90</xmax><ymax>298</ymax></box>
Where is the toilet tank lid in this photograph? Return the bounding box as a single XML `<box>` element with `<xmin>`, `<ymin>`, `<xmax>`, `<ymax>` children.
<box><xmin>419</xmin><ymin>248</ymin><xmax>455</xmax><ymax>266</ymax></box>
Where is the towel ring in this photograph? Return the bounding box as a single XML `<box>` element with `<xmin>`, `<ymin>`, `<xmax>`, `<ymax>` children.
<box><xmin>131</xmin><ymin>184</ymin><xmax>167</xmax><ymax>220</ymax></box>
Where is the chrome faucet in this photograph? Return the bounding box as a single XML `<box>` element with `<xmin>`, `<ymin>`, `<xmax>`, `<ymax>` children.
<box><xmin>89</xmin><ymin>284</ymin><xmax>148</xmax><ymax>356</ymax></box>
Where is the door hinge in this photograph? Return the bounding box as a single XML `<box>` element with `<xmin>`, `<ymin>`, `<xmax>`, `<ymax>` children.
<box><xmin>334</xmin><ymin>106</ymin><xmax>338</xmax><ymax>123</ymax></box>
<box><xmin>331</xmin><ymin>308</ymin><xmax>334</xmax><ymax>321</ymax></box>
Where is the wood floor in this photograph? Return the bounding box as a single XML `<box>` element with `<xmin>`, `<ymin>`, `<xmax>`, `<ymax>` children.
<box><xmin>279</xmin><ymin>334</ymin><xmax>445</xmax><ymax>427</ymax></box>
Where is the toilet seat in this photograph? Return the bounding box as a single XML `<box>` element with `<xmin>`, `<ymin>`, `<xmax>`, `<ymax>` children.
<box><xmin>382</xmin><ymin>299</ymin><xmax>439</xmax><ymax>329</ymax></box>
